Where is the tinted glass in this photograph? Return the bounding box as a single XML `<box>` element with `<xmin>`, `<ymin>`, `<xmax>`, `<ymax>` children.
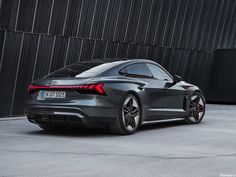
<box><xmin>46</xmin><ymin>64</ymin><xmax>91</xmax><ymax>78</ymax></box>
<box><xmin>146</xmin><ymin>63</ymin><xmax>172</xmax><ymax>81</ymax></box>
<box><xmin>120</xmin><ymin>63</ymin><xmax>152</xmax><ymax>78</ymax></box>
<box><xmin>75</xmin><ymin>62</ymin><xmax>119</xmax><ymax>77</ymax></box>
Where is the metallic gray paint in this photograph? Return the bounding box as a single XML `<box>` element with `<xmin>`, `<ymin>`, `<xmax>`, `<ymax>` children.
<box><xmin>25</xmin><ymin>59</ymin><xmax>203</xmax><ymax>127</ymax></box>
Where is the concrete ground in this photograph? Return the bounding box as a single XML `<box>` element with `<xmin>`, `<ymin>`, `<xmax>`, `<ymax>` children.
<box><xmin>0</xmin><ymin>104</ymin><xmax>236</xmax><ymax>177</ymax></box>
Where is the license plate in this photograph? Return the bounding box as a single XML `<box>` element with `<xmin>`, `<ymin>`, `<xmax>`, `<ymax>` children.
<box><xmin>45</xmin><ymin>91</ymin><xmax>66</xmax><ymax>98</ymax></box>
<box><xmin>37</xmin><ymin>90</ymin><xmax>66</xmax><ymax>100</ymax></box>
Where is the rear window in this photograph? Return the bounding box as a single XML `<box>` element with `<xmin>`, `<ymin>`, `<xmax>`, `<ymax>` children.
<box><xmin>45</xmin><ymin>64</ymin><xmax>91</xmax><ymax>78</ymax></box>
<box><xmin>75</xmin><ymin>62</ymin><xmax>118</xmax><ymax>78</ymax></box>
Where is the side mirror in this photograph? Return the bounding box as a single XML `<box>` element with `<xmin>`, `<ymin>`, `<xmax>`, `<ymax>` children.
<box><xmin>173</xmin><ymin>75</ymin><xmax>182</xmax><ymax>83</ymax></box>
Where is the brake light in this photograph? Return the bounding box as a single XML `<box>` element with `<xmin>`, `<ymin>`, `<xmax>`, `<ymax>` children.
<box><xmin>94</xmin><ymin>83</ymin><xmax>104</xmax><ymax>94</ymax></box>
<box><xmin>28</xmin><ymin>84</ymin><xmax>50</xmax><ymax>93</ymax></box>
<box><xmin>28</xmin><ymin>83</ymin><xmax>105</xmax><ymax>95</ymax></box>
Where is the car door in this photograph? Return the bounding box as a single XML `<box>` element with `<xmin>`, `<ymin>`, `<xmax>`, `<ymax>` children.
<box><xmin>119</xmin><ymin>63</ymin><xmax>164</xmax><ymax>109</ymax></box>
<box><xmin>146</xmin><ymin>63</ymin><xmax>186</xmax><ymax>116</ymax></box>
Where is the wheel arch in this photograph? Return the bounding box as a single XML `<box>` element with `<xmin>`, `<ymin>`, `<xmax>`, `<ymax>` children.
<box><xmin>194</xmin><ymin>89</ymin><xmax>203</xmax><ymax>95</ymax></box>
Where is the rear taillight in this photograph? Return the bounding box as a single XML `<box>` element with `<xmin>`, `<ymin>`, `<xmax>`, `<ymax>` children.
<box><xmin>73</xmin><ymin>83</ymin><xmax>105</xmax><ymax>95</ymax></box>
<box><xmin>28</xmin><ymin>83</ymin><xmax>105</xmax><ymax>95</ymax></box>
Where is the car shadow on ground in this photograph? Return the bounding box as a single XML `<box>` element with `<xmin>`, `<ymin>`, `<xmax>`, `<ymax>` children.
<box><xmin>25</xmin><ymin>120</ymin><xmax>188</xmax><ymax>137</ymax></box>
<box><xmin>26</xmin><ymin>127</ymin><xmax>111</xmax><ymax>137</ymax></box>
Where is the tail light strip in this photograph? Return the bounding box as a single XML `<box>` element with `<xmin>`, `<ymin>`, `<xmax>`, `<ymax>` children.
<box><xmin>28</xmin><ymin>83</ymin><xmax>105</xmax><ymax>95</ymax></box>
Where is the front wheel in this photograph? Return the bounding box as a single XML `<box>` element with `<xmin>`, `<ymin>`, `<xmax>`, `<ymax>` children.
<box><xmin>185</xmin><ymin>92</ymin><xmax>206</xmax><ymax>124</ymax></box>
<box><xmin>108</xmin><ymin>94</ymin><xmax>141</xmax><ymax>135</ymax></box>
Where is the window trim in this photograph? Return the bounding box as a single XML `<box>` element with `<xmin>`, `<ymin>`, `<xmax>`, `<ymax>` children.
<box><xmin>146</xmin><ymin>63</ymin><xmax>173</xmax><ymax>82</ymax></box>
<box><xmin>119</xmin><ymin>62</ymin><xmax>154</xmax><ymax>79</ymax></box>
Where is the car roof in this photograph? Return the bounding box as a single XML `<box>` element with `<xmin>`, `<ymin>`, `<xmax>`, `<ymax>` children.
<box><xmin>79</xmin><ymin>58</ymin><xmax>169</xmax><ymax>78</ymax></box>
<box><xmin>80</xmin><ymin>58</ymin><xmax>155</xmax><ymax>63</ymax></box>
<box><xmin>45</xmin><ymin>58</ymin><xmax>170</xmax><ymax>78</ymax></box>
<box><xmin>79</xmin><ymin>58</ymin><xmax>162</xmax><ymax>72</ymax></box>
<box><xmin>96</xmin><ymin>58</ymin><xmax>172</xmax><ymax>79</ymax></box>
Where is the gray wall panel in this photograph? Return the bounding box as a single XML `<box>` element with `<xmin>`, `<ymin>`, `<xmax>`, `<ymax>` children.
<box><xmin>49</xmin><ymin>36</ymin><xmax>68</xmax><ymax>72</ymax></box>
<box><xmin>113</xmin><ymin>0</ymin><xmax>132</xmax><ymax>42</ymax></box>
<box><xmin>64</xmin><ymin>37</ymin><xmax>82</xmax><ymax>65</ymax></box>
<box><xmin>12</xmin><ymin>33</ymin><xmax>39</xmax><ymax>115</ymax></box>
<box><xmin>104</xmin><ymin>41</ymin><xmax>118</xmax><ymax>58</ymax></box>
<box><xmin>0</xmin><ymin>31</ymin><xmax>22</xmax><ymax>116</ymax></box>
<box><xmin>145</xmin><ymin>0</ymin><xmax>163</xmax><ymax>45</ymax></box>
<box><xmin>0</xmin><ymin>30</ymin><xmax>5</xmax><ymax>69</ymax></box>
<box><xmin>208</xmin><ymin>49</ymin><xmax>236</xmax><ymax>102</ymax></box>
<box><xmin>33</xmin><ymin>0</ymin><xmax>53</xmax><ymax>34</ymax></box>
<box><xmin>80</xmin><ymin>39</ymin><xmax>95</xmax><ymax>61</ymax></box>
<box><xmin>123</xmin><ymin>0</ymin><xmax>142</xmax><ymax>43</ymax></box>
<box><xmin>93</xmin><ymin>40</ymin><xmax>106</xmax><ymax>59</ymax></box>
<box><xmin>0</xmin><ymin>0</ymin><xmax>235</xmax><ymax>49</ymax></box>
<box><xmin>49</xmin><ymin>0</ymin><xmax>68</xmax><ymax>35</ymax></box>
<box><xmin>32</xmin><ymin>35</ymin><xmax>54</xmax><ymax>80</ymax></box>
<box><xmin>0</xmin><ymin>0</ymin><xmax>19</xmax><ymax>29</ymax></box>
<box><xmin>77</xmin><ymin>0</ymin><xmax>97</xmax><ymax>38</ymax></box>
<box><xmin>64</xmin><ymin>0</ymin><xmax>83</xmax><ymax>36</ymax></box>
<box><xmin>102</xmin><ymin>0</ymin><xmax>122</xmax><ymax>40</ymax></box>
<box><xmin>89</xmin><ymin>0</ymin><xmax>109</xmax><ymax>39</ymax></box>
<box><xmin>16</xmin><ymin>0</ymin><xmax>36</xmax><ymax>31</ymax></box>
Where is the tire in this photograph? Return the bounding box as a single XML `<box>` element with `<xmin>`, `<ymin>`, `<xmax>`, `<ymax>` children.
<box><xmin>185</xmin><ymin>92</ymin><xmax>206</xmax><ymax>124</ymax></box>
<box><xmin>108</xmin><ymin>94</ymin><xmax>141</xmax><ymax>135</ymax></box>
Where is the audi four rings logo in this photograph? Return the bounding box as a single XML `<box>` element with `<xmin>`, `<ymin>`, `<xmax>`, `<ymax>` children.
<box><xmin>50</xmin><ymin>80</ymin><xmax>58</xmax><ymax>85</ymax></box>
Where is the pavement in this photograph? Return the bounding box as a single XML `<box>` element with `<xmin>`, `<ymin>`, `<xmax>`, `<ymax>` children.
<box><xmin>0</xmin><ymin>104</ymin><xmax>236</xmax><ymax>177</ymax></box>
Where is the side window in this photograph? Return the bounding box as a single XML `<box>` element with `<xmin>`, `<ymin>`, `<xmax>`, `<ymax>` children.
<box><xmin>120</xmin><ymin>63</ymin><xmax>152</xmax><ymax>78</ymax></box>
<box><xmin>146</xmin><ymin>63</ymin><xmax>173</xmax><ymax>81</ymax></box>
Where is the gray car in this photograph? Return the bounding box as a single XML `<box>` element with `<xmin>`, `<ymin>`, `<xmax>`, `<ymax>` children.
<box><xmin>26</xmin><ymin>59</ymin><xmax>205</xmax><ymax>135</ymax></box>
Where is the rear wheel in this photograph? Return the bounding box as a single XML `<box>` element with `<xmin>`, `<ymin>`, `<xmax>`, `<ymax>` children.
<box><xmin>108</xmin><ymin>94</ymin><xmax>141</xmax><ymax>135</ymax></box>
<box><xmin>185</xmin><ymin>92</ymin><xmax>205</xmax><ymax>124</ymax></box>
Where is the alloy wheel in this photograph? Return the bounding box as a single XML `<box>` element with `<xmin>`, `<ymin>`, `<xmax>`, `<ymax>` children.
<box><xmin>122</xmin><ymin>96</ymin><xmax>140</xmax><ymax>131</ymax></box>
<box><xmin>189</xmin><ymin>94</ymin><xmax>205</xmax><ymax>123</ymax></box>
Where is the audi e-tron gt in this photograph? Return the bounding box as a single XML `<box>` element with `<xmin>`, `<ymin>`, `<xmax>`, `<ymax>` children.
<box><xmin>26</xmin><ymin>59</ymin><xmax>206</xmax><ymax>135</ymax></box>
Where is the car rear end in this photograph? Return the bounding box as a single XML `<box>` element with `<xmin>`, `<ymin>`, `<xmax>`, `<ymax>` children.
<box><xmin>25</xmin><ymin>78</ymin><xmax>119</xmax><ymax>128</ymax></box>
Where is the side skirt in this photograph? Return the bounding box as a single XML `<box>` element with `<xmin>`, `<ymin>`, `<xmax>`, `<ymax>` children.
<box><xmin>141</xmin><ymin>118</ymin><xmax>185</xmax><ymax>125</ymax></box>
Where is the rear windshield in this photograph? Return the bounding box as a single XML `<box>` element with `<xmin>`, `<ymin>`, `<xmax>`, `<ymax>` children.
<box><xmin>45</xmin><ymin>64</ymin><xmax>92</xmax><ymax>78</ymax></box>
<box><xmin>75</xmin><ymin>62</ymin><xmax>120</xmax><ymax>78</ymax></box>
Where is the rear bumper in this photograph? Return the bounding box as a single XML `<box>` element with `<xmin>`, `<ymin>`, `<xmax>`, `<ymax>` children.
<box><xmin>25</xmin><ymin>88</ymin><xmax>125</xmax><ymax>127</ymax></box>
<box><xmin>25</xmin><ymin>104</ymin><xmax>117</xmax><ymax>126</ymax></box>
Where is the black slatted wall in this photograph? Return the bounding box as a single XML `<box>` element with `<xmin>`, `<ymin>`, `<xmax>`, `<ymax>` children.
<box><xmin>0</xmin><ymin>0</ymin><xmax>235</xmax><ymax>117</ymax></box>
